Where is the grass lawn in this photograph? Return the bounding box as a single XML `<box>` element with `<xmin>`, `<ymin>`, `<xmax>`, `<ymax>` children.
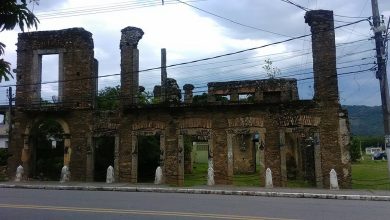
<box><xmin>184</xmin><ymin>163</ymin><xmax>208</xmax><ymax>187</ymax></box>
<box><xmin>352</xmin><ymin>158</ymin><xmax>390</xmax><ymax>190</ymax></box>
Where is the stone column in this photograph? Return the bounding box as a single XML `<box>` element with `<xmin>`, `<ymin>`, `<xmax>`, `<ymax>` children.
<box><xmin>183</xmin><ymin>84</ymin><xmax>194</xmax><ymax>104</ymax></box>
<box><xmin>114</xmin><ymin>135</ymin><xmax>120</xmax><ymax>181</ymax></box>
<box><xmin>120</xmin><ymin>27</ymin><xmax>144</xmax><ymax>106</ymax></box>
<box><xmin>85</xmin><ymin>135</ymin><xmax>94</xmax><ymax>182</ymax></box>
<box><xmin>159</xmin><ymin>133</ymin><xmax>166</xmax><ymax>183</ymax></box>
<box><xmin>314</xmin><ymin>132</ymin><xmax>323</xmax><ymax>188</ymax></box>
<box><xmin>177</xmin><ymin>134</ymin><xmax>184</xmax><ymax>186</ymax></box>
<box><xmin>230</xmin><ymin>91</ymin><xmax>239</xmax><ymax>102</ymax></box>
<box><xmin>226</xmin><ymin>133</ymin><xmax>234</xmax><ymax>183</ymax></box>
<box><xmin>305</xmin><ymin>10</ymin><xmax>339</xmax><ymax>103</ymax></box>
<box><xmin>161</xmin><ymin>48</ymin><xmax>167</xmax><ymax>102</ymax></box>
<box><xmin>131</xmin><ymin>134</ymin><xmax>138</xmax><ymax>183</ymax></box>
<box><xmin>306</xmin><ymin>10</ymin><xmax>350</xmax><ymax>188</ymax></box>
<box><xmin>279</xmin><ymin>129</ymin><xmax>287</xmax><ymax>187</ymax></box>
<box><xmin>208</xmin><ymin>135</ymin><xmax>214</xmax><ymax>183</ymax></box>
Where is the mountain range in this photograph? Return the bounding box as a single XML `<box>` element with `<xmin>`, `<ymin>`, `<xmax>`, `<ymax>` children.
<box><xmin>343</xmin><ymin>105</ymin><xmax>383</xmax><ymax>136</ymax></box>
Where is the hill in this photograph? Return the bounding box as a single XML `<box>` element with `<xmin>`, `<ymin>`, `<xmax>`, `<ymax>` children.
<box><xmin>343</xmin><ymin>105</ymin><xmax>383</xmax><ymax>136</ymax></box>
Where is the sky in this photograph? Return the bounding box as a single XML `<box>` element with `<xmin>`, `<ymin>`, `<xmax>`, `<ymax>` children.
<box><xmin>1</xmin><ymin>0</ymin><xmax>390</xmax><ymax>106</ymax></box>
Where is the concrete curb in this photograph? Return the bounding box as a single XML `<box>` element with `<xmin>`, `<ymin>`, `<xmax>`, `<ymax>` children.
<box><xmin>1</xmin><ymin>184</ymin><xmax>389</xmax><ymax>201</ymax></box>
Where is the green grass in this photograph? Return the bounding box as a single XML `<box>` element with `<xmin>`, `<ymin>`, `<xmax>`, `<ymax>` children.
<box><xmin>352</xmin><ymin>157</ymin><xmax>390</xmax><ymax>190</ymax></box>
<box><xmin>184</xmin><ymin>158</ymin><xmax>390</xmax><ymax>190</ymax></box>
<box><xmin>286</xmin><ymin>179</ymin><xmax>314</xmax><ymax>188</ymax></box>
<box><xmin>233</xmin><ymin>173</ymin><xmax>261</xmax><ymax>187</ymax></box>
<box><xmin>184</xmin><ymin>163</ymin><xmax>208</xmax><ymax>187</ymax></box>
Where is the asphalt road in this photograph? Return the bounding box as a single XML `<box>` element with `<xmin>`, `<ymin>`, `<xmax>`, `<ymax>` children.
<box><xmin>0</xmin><ymin>188</ymin><xmax>389</xmax><ymax>220</ymax></box>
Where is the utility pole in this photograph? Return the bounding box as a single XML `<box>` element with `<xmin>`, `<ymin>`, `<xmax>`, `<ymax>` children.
<box><xmin>371</xmin><ymin>0</ymin><xmax>390</xmax><ymax>178</ymax></box>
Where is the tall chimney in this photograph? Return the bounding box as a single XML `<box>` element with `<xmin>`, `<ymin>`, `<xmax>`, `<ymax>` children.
<box><xmin>120</xmin><ymin>26</ymin><xmax>144</xmax><ymax>106</ymax></box>
<box><xmin>161</xmin><ymin>48</ymin><xmax>167</xmax><ymax>102</ymax></box>
<box><xmin>305</xmin><ymin>10</ymin><xmax>339</xmax><ymax>104</ymax></box>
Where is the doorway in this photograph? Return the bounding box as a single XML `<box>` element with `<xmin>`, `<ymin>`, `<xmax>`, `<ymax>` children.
<box><xmin>137</xmin><ymin>135</ymin><xmax>160</xmax><ymax>183</ymax></box>
<box><xmin>94</xmin><ymin>136</ymin><xmax>115</xmax><ymax>182</ymax></box>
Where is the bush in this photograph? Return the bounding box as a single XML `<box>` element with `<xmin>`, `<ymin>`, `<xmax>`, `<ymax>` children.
<box><xmin>0</xmin><ymin>148</ymin><xmax>10</xmax><ymax>166</ymax></box>
<box><xmin>350</xmin><ymin>137</ymin><xmax>361</xmax><ymax>162</ymax></box>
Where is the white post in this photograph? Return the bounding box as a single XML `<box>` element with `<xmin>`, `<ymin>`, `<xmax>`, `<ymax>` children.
<box><xmin>15</xmin><ymin>165</ymin><xmax>24</xmax><ymax>182</ymax></box>
<box><xmin>60</xmin><ymin>165</ymin><xmax>70</xmax><ymax>183</ymax></box>
<box><xmin>265</xmin><ymin>168</ymin><xmax>273</xmax><ymax>188</ymax></box>
<box><xmin>329</xmin><ymin>169</ymin><xmax>339</xmax><ymax>190</ymax></box>
<box><xmin>106</xmin><ymin>165</ymin><xmax>115</xmax><ymax>184</ymax></box>
<box><xmin>207</xmin><ymin>159</ymin><xmax>215</xmax><ymax>186</ymax></box>
<box><xmin>154</xmin><ymin>166</ymin><xmax>163</xmax><ymax>184</ymax></box>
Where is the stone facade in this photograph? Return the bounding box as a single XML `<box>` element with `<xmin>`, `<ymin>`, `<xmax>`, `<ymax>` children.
<box><xmin>8</xmin><ymin>10</ymin><xmax>351</xmax><ymax>188</ymax></box>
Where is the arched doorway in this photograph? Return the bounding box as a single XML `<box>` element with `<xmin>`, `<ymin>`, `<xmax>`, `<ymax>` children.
<box><xmin>26</xmin><ymin>118</ymin><xmax>70</xmax><ymax>180</ymax></box>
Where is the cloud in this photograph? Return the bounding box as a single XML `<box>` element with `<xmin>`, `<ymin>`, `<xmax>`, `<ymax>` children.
<box><xmin>1</xmin><ymin>0</ymin><xmax>390</xmax><ymax>106</ymax></box>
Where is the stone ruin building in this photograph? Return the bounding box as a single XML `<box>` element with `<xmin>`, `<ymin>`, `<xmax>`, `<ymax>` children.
<box><xmin>7</xmin><ymin>10</ymin><xmax>351</xmax><ymax>188</ymax></box>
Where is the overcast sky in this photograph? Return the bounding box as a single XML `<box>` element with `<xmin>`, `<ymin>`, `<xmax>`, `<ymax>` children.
<box><xmin>1</xmin><ymin>0</ymin><xmax>390</xmax><ymax>106</ymax></box>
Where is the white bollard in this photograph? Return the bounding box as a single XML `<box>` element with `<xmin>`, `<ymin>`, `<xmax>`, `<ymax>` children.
<box><xmin>207</xmin><ymin>159</ymin><xmax>215</xmax><ymax>186</ymax></box>
<box><xmin>265</xmin><ymin>168</ymin><xmax>273</xmax><ymax>188</ymax></box>
<box><xmin>15</xmin><ymin>165</ymin><xmax>24</xmax><ymax>182</ymax></box>
<box><xmin>154</xmin><ymin>166</ymin><xmax>163</xmax><ymax>184</ymax></box>
<box><xmin>106</xmin><ymin>165</ymin><xmax>115</xmax><ymax>183</ymax></box>
<box><xmin>60</xmin><ymin>166</ymin><xmax>70</xmax><ymax>183</ymax></box>
<box><xmin>329</xmin><ymin>169</ymin><xmax>339</xmax><ymax>190</ymax></box>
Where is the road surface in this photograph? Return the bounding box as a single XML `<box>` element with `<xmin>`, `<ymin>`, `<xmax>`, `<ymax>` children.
<box><xmin>0</xmin><ymin>188</ymin><xmax>388</xmax><ymax>219</ymax></box>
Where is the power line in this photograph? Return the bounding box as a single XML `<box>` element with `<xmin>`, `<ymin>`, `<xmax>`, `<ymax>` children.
<box><xmin>36</xmin><ymin>0</ymin><xmax>206</xmax><ymax>19</ymax></box>
<box><xmin>280</xmin><ymin>0</ymin><xmax>309</xmax><ymax>11</ymax></box>
<box><xmin>176</xmin><ymin>0</ymin><xmax>295</xmax><ymax>38</ymax></box>
<box><xmin>0</xmin><ymin>18</ymin><xmax>369</xmax><ymax>90</ymax></box>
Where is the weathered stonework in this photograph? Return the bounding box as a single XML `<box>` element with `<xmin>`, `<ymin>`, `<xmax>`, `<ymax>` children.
<box><xmin>8</xmin><ymin>10</ymin><xmax>351</xmax><ymax>188</ymax></box>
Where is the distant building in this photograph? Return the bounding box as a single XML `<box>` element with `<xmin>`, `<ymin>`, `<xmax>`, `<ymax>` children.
<box><xmin>365</xmin><ymin>147</ymin><xmax>382</xmax><ymax>155</ymax></box>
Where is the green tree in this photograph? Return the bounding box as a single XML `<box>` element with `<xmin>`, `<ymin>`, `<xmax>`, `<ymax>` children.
<box><xmin>350</xmin><ymin>136</ymin><xmax>362</xmax><ymax>162</ymax></box>
<box><xmin>97</xmin><ymin>85</ymin><xmax>120</xmax><ymax>110</ymax></box>
<box><xmin>263</xmin><ymin>58</ymin><xmax>281</xmax><ymax>79</ymax></box>
<box><xmin>0</xmin><ymin>0</ymin><xmax>39</xmax><ymax>82</ymax></box>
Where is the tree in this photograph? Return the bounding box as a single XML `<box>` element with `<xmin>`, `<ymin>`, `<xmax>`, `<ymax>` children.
<box><xmin>0</xmin><ymin>0</ymin><xmax>39</xmax><ymax>82</ymax></box>
<box><xmin>263</xmin><ymin>58</ymin><xmax>281</xmax><ymax>79</ymax></box>
<box><xmin>97</xmin><ymin>85</ymin><xmax>158</xmax><ymax>110</ymax></box>
<box><xmin>350</xmin><ymin>136</ymin><xmax>362</xmax><ymax>162</ymax></box>
<box><xmin>96</xmin><ymin>86</ymin><xmax>120</xmax><ymax>110</ymax></box>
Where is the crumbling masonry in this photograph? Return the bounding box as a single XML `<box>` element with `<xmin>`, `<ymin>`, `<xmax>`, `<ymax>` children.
<box><xmin>8</xmin><ymin>10</ymin><xmax>351</xmax><ymax>188</ymax></box>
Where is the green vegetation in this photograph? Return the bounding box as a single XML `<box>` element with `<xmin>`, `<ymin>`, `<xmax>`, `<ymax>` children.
<box><xmin>97</xmin><ymin>86</ymin><xmax>120</xmax><ymax>110</ymax></box>
<box><xmin>233</xmin><ymin>172</ymin><xmax>261</xmax><ymax>187</ymax></box>
<box><xmin>0</xmin><ymin>148</ymin><xmax>9</xmax><ymax>166</ymax></box>
<box><xmin>184</xmin><ymin>163</ymin><xmax>208</xmax><ymax>187</ymax></box>
<box><xmin>1</xmin><ymin>0</ymin><xmax>39</xmax><ymax>82</ymax></box>
<box><xmin>344</xmin><ymin>105</ymin><xmax>383</xmax><ymax>136</ymax></box>
<box><xmin>352</xmin><ymin>156</ymin><xmax>390</xmax><ymax>190</ymax></box>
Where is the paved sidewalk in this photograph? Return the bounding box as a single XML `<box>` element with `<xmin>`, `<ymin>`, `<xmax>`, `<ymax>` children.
<box><xmin>1</xmin><ymin>181</ymin><xmax>389</xmax><ymax>201</ymax></box>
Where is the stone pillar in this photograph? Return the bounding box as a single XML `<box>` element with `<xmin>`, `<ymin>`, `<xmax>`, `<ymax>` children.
<box><xmin>230</xmin><ymin>91</ymin><xmax>239</xmax><ymax>102</ymax></box>
<box><xmin>177</xmin><ymin>134</ymin><xmax>184</xmax><ymax>186</ymax></box>
<box><xmin>226</xmin><ymin>133</ymin><xmax>234</xmax><ymax>183</ymax></box>
<box><xmin>183</xmin><ymin>84</ymin><xmax>194</xmax><ymax>104</ymax></box>
<box><xmin>258</xmin><ymin>136</ymin><xmax>265</xmax><ymax>187</ymax></box>
<box><xmin>159</xmin><ymin>134</ymin><xmax>166</xmax><ymax>183</ymax></box>
<box><xmin>161</xmin><ymin>48</ymin><xmax>167</xmax><ymax>102</ymax></box>
<box><xmin>279</xmin><ymin>129</ymin><xmax>287</xmax><ymax>187</ymax></box>
<box><xmin>254</xmin><ymin>90</ymin><xmax>263</xmax><ymax>103</ymax></box>
<box><xmin>305</xmin><ymin>10</ymin><xmax>339</xmax><ymax>103</ymax></box>
<box><xmin>114</xmin><ymin>135</ymin><xmax>120</xmax><ymax>181</ymax></box>
<box><xmin>264</xmin><ymin>124</ymin><xmax>282</xmax><ymax>187</ymax></box>
<box><xmin>120</xmin><ymin>27</ymin><xmax>144</xmax><ymax>106</ymax></box>
<box><xmin>131</xmin><ymin>134</ymin><xmax>138</xmax><ymax>183</ymax></box>
<box><xmin>85</xmin><ymin>135</ymin><xmax>93</xmax><ymax>182</ymax></box>
<box><xmin>305</xmin><ymin>10</ymin><xmax>350</xmax><ymax>188</ymax></box>
<box><xmin>314</xmin><ymin>132</ymin><xmax>323</xmax><ymax>188</ymax></box>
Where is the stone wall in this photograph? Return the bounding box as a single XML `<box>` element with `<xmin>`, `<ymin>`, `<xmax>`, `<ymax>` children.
<box><xmin>7</xmin><ymin>10</ymin><xmax>351</xmax><ymax>188</ymax></box>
